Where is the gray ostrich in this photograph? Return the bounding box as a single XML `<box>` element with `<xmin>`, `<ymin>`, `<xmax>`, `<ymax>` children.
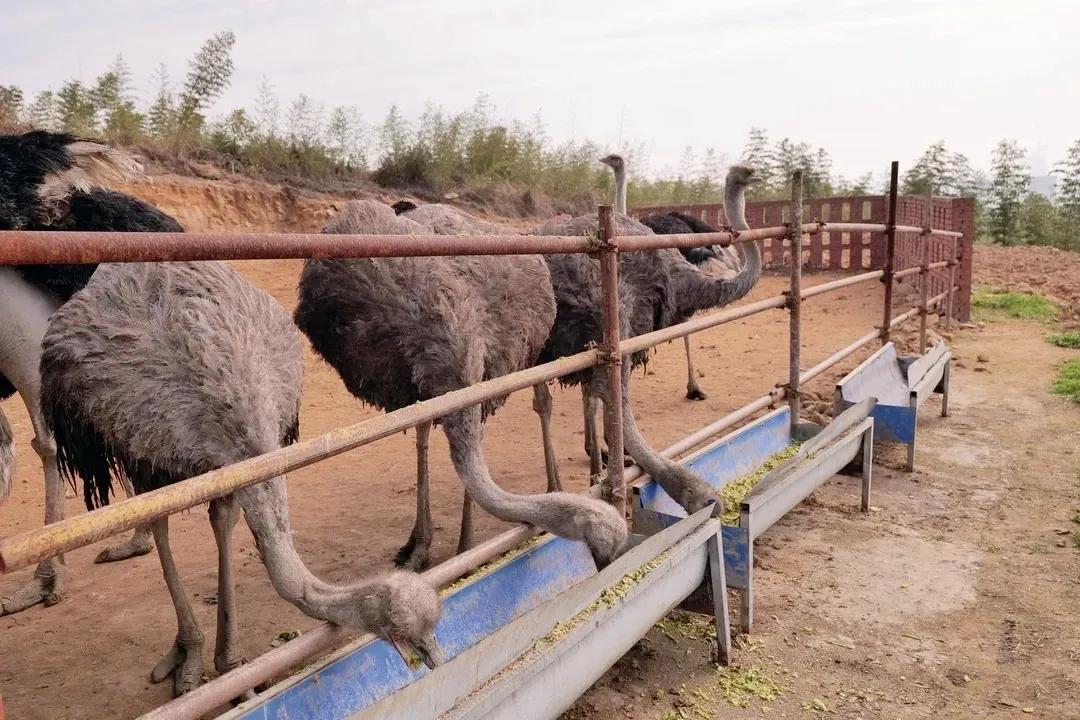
<box><xmin>41</xmin><ymin>260</ymin><xmax>443</xmax><ymax>695</ymax></box>
<box><xmin>0</xmin><ymin>132</ymin><xmax>163</xmax><ymax>617</ymax></box>
<box><xmin>393</xmin><ymin>200</ymin><xmax>565</xmax><ymax>498</ymax></box>
<box><xmin>295</xmin><ymin>200</ymin><xmax>627</xmax><ymax>572</ymax></box>
<box><xmin>602</xmin><ymin>152</ymin><xmax>750</xmax><ymax>401</ymax></box>
<box><xmin>533</xmin><ymin>164</ymin><xmax>761</xmax><ymax>516</ymax></box>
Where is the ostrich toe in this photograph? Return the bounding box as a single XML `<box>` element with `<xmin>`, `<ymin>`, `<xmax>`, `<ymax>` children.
<box><xmin>394</xmin><ymin>534</ymin><xmax>430</xmax><ymax>571</ymax></box>
<box><xmin>0</xmin><ymin>558</ymin><xmax>64</xmax><ymax>615</ymax></box>
<box><xmin>95</xmin><ymin>528</ymin><xmax>154</xmax><ymax>563</ymax></box>
<box><xmin>152</xmin><ymin>636</ymin><xmax>205</xmax><ymax>696</ymax></box>
<box><xmin>685</xmin><ymin>386</ymin><xmax>708</xmax><ymax>401</ymax></box>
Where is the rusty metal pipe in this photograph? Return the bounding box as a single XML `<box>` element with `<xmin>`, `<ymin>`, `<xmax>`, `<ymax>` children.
<box><xmin>0</xmin><ymin>231</ymin><xmax>596</xmax><ymax>265</ymax></box>
<box><xmin>945</xmin><ymin>236</ymin><xmax>958</xmax><ymax>329</ymax></box>
<box><xmin>881</xmin><ymin>162</ymin><xmax>899</xmax><ymax>346</ymax></box>
<box><xmin>0</xmin><ymin>350</ymin><xmax>597</xmax><ymax>573</ymax></box>
<box><xmin>799</xmin><ymin>328</ymin><xmax>882</xmax><ymax>386</ymax></box>
<box><xmin>787</xmin><ymin>171</ymin><xmax>805</xmax><ymax>432</ymax></box>
<box><xmin>801</xmin><ymin>270</ymin><xmax>884</xmax><ymax>299</ymax></box>
<box><xmin>597</xmin><ymin>205</ymin><xmax>626</xmax><ymax>513</ymax></box>
<box><xmin>613</xmin><ymin>223</ymin><xmax>819</xmax><ymax>253</ymax></box>
<box><xmin>919</xmin><ymin>192</ymin><xmax>932</xmax><ymax>353</ymax></box>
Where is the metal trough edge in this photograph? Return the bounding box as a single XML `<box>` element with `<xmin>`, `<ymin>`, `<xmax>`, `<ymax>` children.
<box><xmin>441</xmin><ymin>515</ymin><xmax>724</xmax><ymax>720</ymax></box>
<box><xmin>353</xmin><ymin>506</ymin><xmax>720</xmax><ymax>720</ymax></box>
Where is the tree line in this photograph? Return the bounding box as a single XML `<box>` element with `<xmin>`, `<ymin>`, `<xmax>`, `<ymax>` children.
<box><xmin>0</xmin><ymin>30</ymin><xmax>1076</xmax><ymax>248</ymax></box>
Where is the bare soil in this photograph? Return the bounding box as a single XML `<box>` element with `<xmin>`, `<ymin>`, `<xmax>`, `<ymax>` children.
<box><xmin>1</xmin><ymin>188</ymin><xmax>1078</xmax><ymax>720</ymax></box>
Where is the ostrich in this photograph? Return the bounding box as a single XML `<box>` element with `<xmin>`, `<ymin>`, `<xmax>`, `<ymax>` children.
<box><xmin>639</xmin><ymin>210</ymin><xmax>744</xmax><ymax>401</ymax></box>
<box><xmin>295</xmin><ymin>200</ymin><xmax>627</xmax><ymax>572</ymax></box>
<box><xmin>603</xmin><ymin>152</ymin><xmax>751</xmax><ymax>401</ymax></box>
<box><xmin>533</xmin><ymin>164</ymin><xmax>761</xmax><ymax>517</ymax></box>
<box><xmin>0</xmin><ymin>132</ymin><xmax>163</xmax><ymax>617</ymax></box>
<box><xmin>41</xmin><ymin>260</ymin><xmax>443</xmax><ymax>695</ymax></box>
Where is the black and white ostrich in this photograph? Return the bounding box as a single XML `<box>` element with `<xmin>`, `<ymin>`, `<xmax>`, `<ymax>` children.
<box><xmin>639</xmin><ymin>210</ymin><xmax>747</xmax><ymax>400</ymax></box>
<box><xmin>0</xmin><ymin>131</ymin><xmax>169</xmax><ymax>616</ymax></box>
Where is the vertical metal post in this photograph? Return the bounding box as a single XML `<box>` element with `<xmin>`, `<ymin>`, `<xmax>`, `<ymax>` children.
<box><xmin>787</xmin><ymin>171</ymin><xmax>804</xmax><ymax>432</ymax></box>
<box><xmin>881</xmin><ymin>161</ymin><xmax>899</xmax><ymax>346</ymax></box>
<box><xmin>945</xmin><ymin>234</ymin><xmax>958</xmax><ymax>330</ymax></box>
<box><xmin>597</xmin><ymin>205</ymin><xmax>625</xmax><ymax>515</ymax></box>
<box><xmin>919</xmin><ymin>190</ymin><xmax>932</xmax><ymax>353</ymax></box>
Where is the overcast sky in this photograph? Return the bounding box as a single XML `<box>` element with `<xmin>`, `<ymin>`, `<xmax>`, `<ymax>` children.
<box><xmin>4</xmin><ymin>0</ymin><xmax>1077</xmax><ymax>179</ymax></box>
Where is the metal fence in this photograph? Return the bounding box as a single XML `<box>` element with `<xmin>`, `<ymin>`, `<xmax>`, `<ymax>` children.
<box><xmin>0</xmin><ymin>163</ymin><xmax>961</xmax><ymax>720</ymax></box>
<box><xmin>630</xmin><ymin>193</ymin><xmax>975</xmax><ymax>320</ymax></box>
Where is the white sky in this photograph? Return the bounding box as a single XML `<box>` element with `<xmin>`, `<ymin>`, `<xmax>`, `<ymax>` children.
<box><xmin>4</xmin><ymin>0</ymin><xmax>1077</xmax><ymax>178</ymax></box>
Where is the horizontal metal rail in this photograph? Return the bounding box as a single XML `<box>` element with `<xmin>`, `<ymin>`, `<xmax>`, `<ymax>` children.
<box><xmin>800</xmin><ymin>269</ymin><xmax>883</xmax><ymax>299</ymax></box>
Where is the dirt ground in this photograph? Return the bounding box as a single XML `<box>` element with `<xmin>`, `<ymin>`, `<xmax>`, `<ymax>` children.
<box><xmin>1</xmin><ymin>230</ymin><xmax>1078</xmax><ymax>719</ymax></box>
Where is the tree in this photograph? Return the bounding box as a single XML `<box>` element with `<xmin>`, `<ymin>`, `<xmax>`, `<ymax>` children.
<box><xmin>1017</xmin><ymin>193</ymin><xmax>1062</xmax><ymax>247</ymax></box>
<box><xmin>988</xmin><ymin>139</ymin><xmax>1029</xmax><ymax>245</ymax></box>
<box><xmin>327</xmin><ymin>105</ymin><xmax>367</xmax><ymax>168</ymax></box>
<box><xmin>253</xmin><ymin>77</ymin><xmax>280</xmax><ymax>139</ymax></box>
<box><xmin>146</xmin><ymin>64</ymin><xmax>176</xmax><ymax>139</ymax></box>
<box><xmin>0</xmin><ymin>85</ymin><xmax>24</xmax><ymax>128</ymax></box>
<box><xmin>1054</xmin><ymin>139</ymin><xmax>1080</xmax><ymax>250</ymax></box>
<box><xmin>741</xmin><ymin>127</ymin><xmax>776</xmax><ymax>194</ymax></box>
<box><xmin>28</xmin><ymin>90</ymin><xmax>60</xmax><ymax>131</ymax></box>
<box><xmin>56</xmin><ymin>80</ymin><xmax>96</xmax><ymax>135</ymax></box>
<box><xmin>174</xmin><ymin>30</ymin><xmax>236</xmax><ymax>148</ymax></box>
<box><xmin>93</xmin><ymin>55</ymin><xmax>143</xmax><ymax>143</ymax></box>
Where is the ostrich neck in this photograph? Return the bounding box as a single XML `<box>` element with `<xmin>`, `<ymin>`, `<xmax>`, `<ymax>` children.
<box><xmin>235</xmin><ymin>477</ymin><xmax>385</xmax><ymax>628</ymax></box>
<box><xmin>613</xmin><ymin>166</ymin><xmax>627</xmax><ymax>215</ymax></box>
<box><xmin>441</xmin><ymin>406</ymin><xmax>568</xmax><ymax>527</ymax></box>
<box><xmin>724</xmin><ymin>182</ymin><xmax>749</xmax><ymax>231</ymax></box>
<box><xmin>671</xmin><ymin>182</ymin><xmax>761</xmax><ymax>316</ymax></box>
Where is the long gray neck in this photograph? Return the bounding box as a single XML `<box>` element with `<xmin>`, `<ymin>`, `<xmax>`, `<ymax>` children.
<box><xmin>613</xmin><ymin>165</ymin><xmax>627</xmax><ymax>215</ymax></box>
<box><xmin>594</xmin><ymin>364</ymin><xmax>717</xmax><ymax>515</ymax></box>
<box><xmin>235</xmin><ymin>477</ymin><xmax>385</xmax><ymax>628</ymax></box>
<box><xmin>670</xmin><ymin>180</ymin><xmax>761</xmax><ymax>316</ymax></box>
<box><xmin>441</xmin><ymin>406</ymin><xmax>573</xmax><ymax>527</ymax></box>
<box><xmin>724</xmin><ymin>181</ymin><xmax>749</xmax><ymax>231</ymax></box>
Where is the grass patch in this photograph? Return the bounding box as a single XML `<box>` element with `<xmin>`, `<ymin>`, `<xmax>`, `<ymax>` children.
<box><xmin>1051</xmin><ymin>359</ymin><xmax>1080</xmax><ymax>403</ymax></box>
<box><xmin>972</xmin><ymin>288</ymin><xmax>1059</xmax><ymax>322</ymax></box>
<box><xmin>1048</xmin><ymin>331</ymin><xmax>1080</xmax><ymax>349</ymax></box>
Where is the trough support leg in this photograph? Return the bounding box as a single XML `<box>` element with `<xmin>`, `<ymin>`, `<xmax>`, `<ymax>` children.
<box><xmin>739</xmin><ymin>508</ymin><xmax>753</xmax><ymax>634</ymax></box>
<box><xmin>860</xmin><ymin>424</ymin><xmax>874</xmax><ymax>512</ymax></box>
<box><xmin>906</xmin><ymin>397</ymin><xmax>918</xmax><ymax>472</ymax></box>
<box><xmin>940</xmin><ymin>361</ymin><xmax>951</xmax><ymax>418</ymax></box>
<box><xmin>706</xmin><ymin>528</ymin><xmax>732</xmax><ymax>666</ymax></box>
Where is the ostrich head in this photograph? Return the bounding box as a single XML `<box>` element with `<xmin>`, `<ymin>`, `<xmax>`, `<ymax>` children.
<box><xmin>598</xmin><ymin>153</ymin><xmax>625</xmax><ymax>172</ymax></box>
<box><xmin>342</xmin><ymin>571</ymin><xmax>444</xmax><ymax>670</ymax></box>
<box><xmin>726</xmin><ymin>164</ymin><xmax>758</xmax><ymax>189</ymax></box>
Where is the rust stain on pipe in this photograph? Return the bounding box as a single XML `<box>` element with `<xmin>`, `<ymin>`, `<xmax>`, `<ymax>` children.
<box><xmin>0</xmin><ymin>231</ymin><xmax>595</xmax><ymax>265</ymax></box>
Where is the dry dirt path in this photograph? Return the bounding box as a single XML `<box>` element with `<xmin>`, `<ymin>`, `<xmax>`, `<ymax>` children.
<box><xmin>564</xmin><ymin>316</ymin><xmax>1080</xmax><ymax>719</ymax></box>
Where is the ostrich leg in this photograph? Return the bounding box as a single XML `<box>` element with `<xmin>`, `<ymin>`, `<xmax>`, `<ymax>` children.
<box><xmin>1</xmin><ymin>390</ymin><xmax>65</xmax><ymax>615</ymax></box>
<box><xmin>395</xmin><ymin>421</ymin><xmax>433</xmax><ymax>570</ymax></box>
<box><xmin>150</xmin><ymin>516</ymin><xmax>206</xmax><ymax>696</ymax></box>
<box><xmin>209</xmin><ymin>496</ymin><xmax>243</xmax><ymax>675</ymax></box>
<box><xmin>582</xmin><ymin>386</ymin><xmax>603</xmax><ymax>481</ymax></box>
<box><xmin>684</xmin><ymin>336</ymin><xmax>708</xmax><ymax>401</ymax></box>
<box><xmin>531</xmin><ymin>384</ymin><xmax>562</xmax><ymax>492</ymax></box>
<box><xmin>457</xmin><ymin>492</ymin><xmax>473</xmax><ymax>554</ymax></box>
<box><xmin>94</xmin><ymin>474</ymin><xmax>154</xmax><ymax>563</ymax></box>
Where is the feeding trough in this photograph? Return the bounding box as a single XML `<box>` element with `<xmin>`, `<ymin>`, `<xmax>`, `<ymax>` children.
<box><xmin>834</xmin><ymin>341</ymin><xmax>950</xmax><ymax>470</ymax></box>
<box><xmin>631</xmin><ymin>398</ymin><xmax>876</xmax><ymax>633</ymax></box>
<box><xmin>221</xmin><ymin>506</ymin><xmax>729</xmax><ymax>720</ymax></box>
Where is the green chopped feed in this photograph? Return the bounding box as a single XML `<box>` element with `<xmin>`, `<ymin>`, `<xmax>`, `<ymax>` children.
<box><xmin>443</xmin><ymin>535</ymin><xmax>543</xmax><ymax>594</ymax></box>
<box><xmin>1051</xmin><ymin>359</ymin><xmax>1080</xmax><ymax>403</ymax></box>
<box><xmin>718</xmin><ymin>444</ymin><xmax>801</xmax><ymax>525</ymax></box>
<box><xmin>715</xmin><ymin>665</ymin><xmax>783</xmax><ymax>707</ymax></box>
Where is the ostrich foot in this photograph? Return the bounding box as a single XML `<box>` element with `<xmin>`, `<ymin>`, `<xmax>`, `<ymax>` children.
<box><xmin>598</xmin><ymin>448</ymin><xmax>635</xmax><ymax>468</ymax></box>
<box><xmin>152</xmin><ymin>636</ymin><xmax>205</xmax><ymax>696</ymax></box>
<box><xmin>0</xmin><ymin>558</ymin><xmax>64</xmax><ymax>615</ymax></box>
<box><xmin>214</xmin><ymin>654</ymin><xmax>256</xmax><ymax>705</ymax></box>
<box><xmin>685</xmin><ymin>387</ymin><xmax>708</xmax><ymax>401</ymax></box>
<box><xmin>95</xmin><ymin>527</ymin><xmax>154</xmax><ymax>563</ymax></box>
<box><xmin>393</xmin><ymin>534</ymin><xmax>431</xmax><ymax>571</ymax></box>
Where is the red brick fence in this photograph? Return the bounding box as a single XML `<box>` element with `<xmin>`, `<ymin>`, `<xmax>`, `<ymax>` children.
<box><xmin>631</xmin><ymin>195</ymin><xmax>975</xmax><ymax>321</ymax></box>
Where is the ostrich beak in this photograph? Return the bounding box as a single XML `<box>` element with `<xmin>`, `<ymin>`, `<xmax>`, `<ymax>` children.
<box><xmin>390</xmin><ymin>633</ymin><xmax>444</xmax><ymax>671</ymax></box>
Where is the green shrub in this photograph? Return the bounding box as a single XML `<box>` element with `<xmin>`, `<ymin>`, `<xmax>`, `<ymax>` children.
<box><xmin>1047</xmin><ymin>331</ymin><xmax>1080</xmax><ymax>348</ymax></box>
<box><xmin>1051</xmin><ymin>359</ymin><xmax>1080</xmax><ymax>402</ymax></box>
